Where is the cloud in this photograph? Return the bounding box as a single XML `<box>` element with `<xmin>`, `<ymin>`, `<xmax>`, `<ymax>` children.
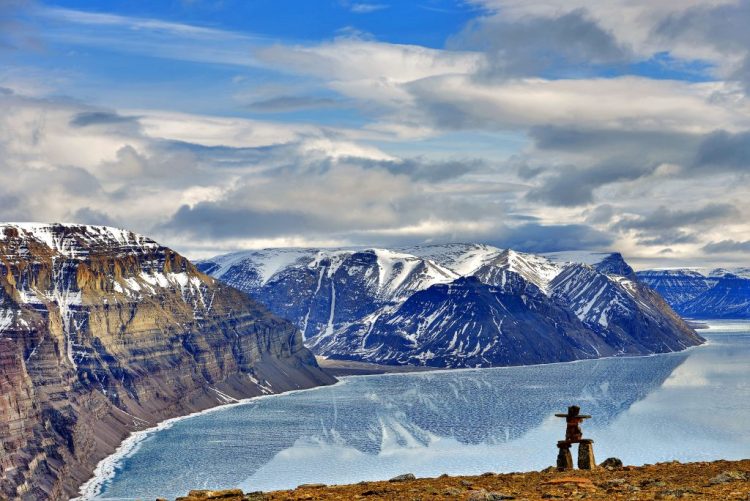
<box><xmin>408</xmin><ymin>75</ymin><xmax>746</xmax><ymax>134</ymax></box>
<box><xmin>493</xmin><ymin>222</ymin><xmax>613</xmax><ymax>252</ymax></box>
<box><xmin>654</xmin><ymin>1</ymin><xmax>750</xmax><ymax>86</ymax></box>
<box><xmin>525</xmin><ymin>159</ymin><xmax>657</xmax><ymax>207</ymax></box>
<box><xmin>585</xmin><ymin>204</ymin><xmax>615</xmax><ymax>224</ymax></box>
<box><xmin>163</xmin><ymin>204</ymin><xmax>317</xmax><ymax>239</ymax></box>
<box><xmin>357</xmin><ymin>157</ymin><xmax>484</xmax><ymax>182</ymax></box>
<box><xmin>692</xmin><ymin>130</ymin><xmax>750</xmax><ymax>172</ymax></box>
<box><xmin>3</xmin><ymin>2</ymin><xmax>750</xmax><ymax>266</ymax></box>
<box><xmin>612</xmin><ymin>204</ymin><xmax>740</xmax><ymax>247</ymax></box>
<box><xmin>34</xmin><ymin>6</ymin><xmax>266</xmax><ymax>68</ymax></box>
<box><xmin>69</xmin><ymin>111</ymin><xmax>139</xmax><ymax>128</ymax></box>
<box><xmin>616</xmin><ymin>204</ymin><xmax>738</xmax><ymax>232</ymax></box>
<box><xmin>70</xmin><ymin>207</ymin><xmax>118</xmax><ymax>226</ymax></box>
<box><xmin>466</xmin><ymin>0</ymin><xmax>738</xmax><ymax>63</ymax></box>
<box><xmin>451</xmin><ymin>8</ymin><xmax>631</xmax><ymax>79</ymax></box>
<box><xmin>702</xmin><ymin>240</ymin><xmax>750</xmax><ymax>254</ymax></box>
<box><xmin>246</xmin><ymin>95</ymin><xmax>345</xmax><ymax>113</ymax></box>
<box><xmin>349</xmin><ymin>3</ymin><xmax>388</xmax><ymax>14</ymax></box>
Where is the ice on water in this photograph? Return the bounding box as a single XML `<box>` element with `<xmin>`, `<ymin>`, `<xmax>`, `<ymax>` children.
<box><xmin>92</xmin><ymin>321</ymin><xmax>750</xmax><ymax>500</ymax></box>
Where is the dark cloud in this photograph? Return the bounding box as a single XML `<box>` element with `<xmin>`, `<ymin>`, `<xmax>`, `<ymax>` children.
<box><xmin>692</xmin><ymin>130</ymin><xmax>750</xmax><ymax>172</ymax></box>
<box><xmin>702</xmin><ymin>240</ymin><xmax>750</xmax><ymax>254</ymax></box>
<box><xmin>585</xmin><ymin>204</ymin><xmax>616</xmax><ymax>225</ymax></box>
<box><xmin>246</xmin><ymin>95</ymin><xmax>344</xmax><ymax>113</ymax></box>
<box><xmin>516</xmin><ymin>162</ymin><xmax>544</xmax><ymax>180</ymax></box>
<box><xmin>655</xmin><ymin>2</ymin><xmax>750</xmax><ymax>89</ymax></box>
<box><xmin>616</xmin><ymin>203</ymin><xmax>738</xmax><ymax>232</ymax></box>
<box><xmin>452</xmin><ymin>8</ymin><xmax>631</xmax><ymax>79</ymax></box>
<box><xmin>529</xmin><ymin>126</ymin><xmax>699</xmax><ymax>163</ymax></box>
<box><xmin>613</xmin><ymin>204</ymin><xmax>739</xmax><ymax>247</ymax></box>
<box><xmin>70</xmin><ymin>207</ymin><xmax>118</xmax><ymax>227</ymax></box>
<box><xmin>636</xmin><ymin>230</ymin><xmax>698</xmax><ymax>247</ymax></box>
<box><xmin>492</xmin><ymin>223</ymin><xmax>613</xmax><ymax>253</ymax></box>
<box><xmin>526</xmin><ymin>160</ymin><xmax>656</xmax><ymax>207</ymax></box>
<box><xmin>69</xmin><ymin>111</ymin><xmax>139</xmax><ymax>128</ymax></box>
<box><xmin>0</xmin><ymin>192</ymin><xmax>30</xmax><ymax>221</ymax></box>
<box><xmin>356</xmin><ymin>157</ymin><xmax>483</xmax><ymax>182</ymax></box>
<box><xmin>160</xmin><ymin>203</ymin><xmax>323</xmax><ymax>239</ymax></box>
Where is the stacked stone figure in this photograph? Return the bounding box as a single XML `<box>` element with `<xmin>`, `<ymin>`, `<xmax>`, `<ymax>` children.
<box><xmin>555</xmin><ymin>405</ymin><xmax>595</xmax><ymax>470</ymax></box>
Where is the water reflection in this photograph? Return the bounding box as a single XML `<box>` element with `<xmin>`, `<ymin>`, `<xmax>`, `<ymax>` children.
<box><xmin>97</xmin><ymin>324</ymin><xmax>750</xmax><ymax>500</ymax></box>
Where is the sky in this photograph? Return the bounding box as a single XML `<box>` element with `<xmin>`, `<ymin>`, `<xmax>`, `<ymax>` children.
<box><xmin>1</xmin><ymin>0</ymin><xmax>749</xmax><ymax>269</ymax></box>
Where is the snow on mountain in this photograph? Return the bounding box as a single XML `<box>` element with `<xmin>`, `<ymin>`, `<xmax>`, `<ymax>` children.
<box><xmin>474</xmin><ymin>249</ymin><xmax>563</xmax><ymax>295</ymax></box>
<box><xmin>201</xmin><ymin>245</ymin><xmax>703</xmax><ymax>368</ymax></box>
<box><xmin>543</xmin><ymin>250</ymin><xmax>614</xmax><ymax>267</ymax></box>
<box><xmin>709</xmin><ymin>267</ymin><xmax>750</xmax><ymax>279</ymax></box>
<box><xmin>638</xmin><ymin>267</ymin><xmax>750</xmax><ymax>319</ymax></box>
<box><xmin>199</xmin><ymin>248</ymin><xmax>459</xmax><ymax>341</ymax></box>
<box><xmin>309</xmin><ymin>276</ymin><xmax>613</xmax><ymax>367</ymax></box>
<box><xmin>400</xmin><ymin>243</ymin><xmax>504</xmax><ymax>276</ymax></box>
<box><xmin>1</xmin><ymin>222</ymin><xmax>159</xmax><ymax>258</ymax></box>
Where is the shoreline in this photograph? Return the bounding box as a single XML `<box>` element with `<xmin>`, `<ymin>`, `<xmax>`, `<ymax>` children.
<box><xmin>73</xmin><ymin>380</ymin><xmax>349</xmax><ymax>501</ymax></box>
<box><xmin>319</xmin><ymin>317</ymin><xmax>750</xmax><ymax>379</ymax></box>
<box><xmin>320</xmin><ymin>339</ymin><xmax>708</xmax><ymax>380</ymax></box>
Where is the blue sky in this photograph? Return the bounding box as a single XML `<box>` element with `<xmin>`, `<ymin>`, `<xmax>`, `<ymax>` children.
<box><xmin>1</xmin><ymin>0</ymin><xmax>749</xmax><ymax>267</ymax></box>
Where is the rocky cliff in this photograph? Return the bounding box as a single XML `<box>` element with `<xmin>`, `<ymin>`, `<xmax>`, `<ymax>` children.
<box><xmin>0</xmin><ymin>223</ymin><xmax>335</xmax><ymax>500</ymax></box>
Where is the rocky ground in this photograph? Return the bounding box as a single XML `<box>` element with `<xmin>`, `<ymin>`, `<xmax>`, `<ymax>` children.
<box><xmin>167</xmin><ymin>459</ymin><xmax>750</xmax><ymax>500</ymax></box>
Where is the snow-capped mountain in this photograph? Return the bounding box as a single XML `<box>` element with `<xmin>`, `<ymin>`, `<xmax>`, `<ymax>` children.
<box><xmin>0</xmin><ymin>223</ymin><xmax>333</xmax><ymax>499</ymax></box>
<box><xmin>199</xmin><ymin>244</ymin><xmax>702</xmax><ymax>368</ymax></box>
<box><xmin>638</xmin><ymin>268</ymin><xmax>750</xmax><ymax>318</ymax></box>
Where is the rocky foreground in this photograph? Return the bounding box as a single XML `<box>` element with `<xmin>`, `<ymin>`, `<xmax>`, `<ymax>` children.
<box><xmin>168</xmin><ymin>459</ymin><xmax>750</xmax><ymax>500</ymax></box>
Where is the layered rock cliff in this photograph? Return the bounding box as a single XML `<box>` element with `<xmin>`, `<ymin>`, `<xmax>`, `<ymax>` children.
<box><xmin>0</xmin><ymin>223</ymin><xmax>335</xmax><ymax>500</ymax></box>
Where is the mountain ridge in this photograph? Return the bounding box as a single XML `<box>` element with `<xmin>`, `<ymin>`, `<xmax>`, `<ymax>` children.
<box><xmin>638</xmin><ymin>267</ymin><xmax>750</xmax><ymax>318</ymax></box>
<box><xmin>199</xmin><ymin>244</ymin><xmax>703</xmax><ymax>368</ymax></box>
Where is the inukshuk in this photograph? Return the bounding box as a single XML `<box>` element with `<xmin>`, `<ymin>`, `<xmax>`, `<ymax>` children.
<box><xmin>555</xmin><ymin>405</ymin><xmax>595</xmax><ymax>470</ymax></box>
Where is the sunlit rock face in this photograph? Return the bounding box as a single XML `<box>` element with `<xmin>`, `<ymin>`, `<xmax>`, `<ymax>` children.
<box><xmin>200</xmin><ymin>245</ymin><xmax>703</xmax><ymax>368</ymax></box>
<box><xmin>0</xmin><ymin>223</ymin><xmax>335</xmax><ymax>500</ymax></box>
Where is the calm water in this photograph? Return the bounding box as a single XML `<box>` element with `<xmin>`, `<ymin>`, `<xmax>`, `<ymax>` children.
<box><xmin>87</xmin><ymin>321</ymin><xmax>750</xmax><ymax>500</ymax></box>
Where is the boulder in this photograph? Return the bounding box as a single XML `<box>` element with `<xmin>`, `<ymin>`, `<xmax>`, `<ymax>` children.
<box><xmin>600</xmin><ymin>457</ymin><xmax>624</xmax><ymax>469</ymax></box>
<box><xmin>388</xmin><ymin>473</ymin><xmax>416</xmax><ymax>482</ymax></box>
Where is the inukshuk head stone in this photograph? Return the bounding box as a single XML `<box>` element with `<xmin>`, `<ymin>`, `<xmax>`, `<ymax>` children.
<box><xmin>555</xmin><ymin>405</ymin><xmax>591</xmax><ymax>443</ymax></box>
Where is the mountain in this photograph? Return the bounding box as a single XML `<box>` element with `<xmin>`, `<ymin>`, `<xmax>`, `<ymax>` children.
<box><xmin>0</xmin><ymin>223</ymin><xmax>334</xmax><ymax>500</ymax></box>
<box><xmin>199</xmin><ymin>245</ymin><xmax>703</xmax><ymax>368</ymax></box>
<box><xmin>637</xmin><ymin>268</ymin><xmax>750</xmax><ymax>318</ymax></box>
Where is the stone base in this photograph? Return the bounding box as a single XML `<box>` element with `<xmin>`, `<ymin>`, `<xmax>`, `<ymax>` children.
<box><xmin>577</xmin><ymin>439</ymin><xmax>596</xmax><ymax>470</ymax></box>
<box><xmin>556</xmin><ymin>443</ymin><xmax>573</xmax><ymax>471</ymax></box>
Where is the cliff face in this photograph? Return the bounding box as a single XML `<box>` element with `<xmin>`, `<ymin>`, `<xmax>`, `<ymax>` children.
<box><xmin>0</xmin><ymin>223</ymin><xmax>335</xmax><ymax>500</ymax></box>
